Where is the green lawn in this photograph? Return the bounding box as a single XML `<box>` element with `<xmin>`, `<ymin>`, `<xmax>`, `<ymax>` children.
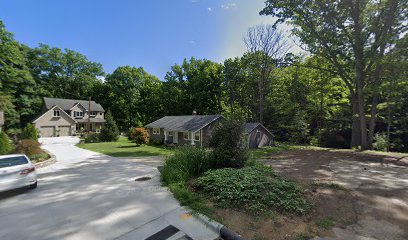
<box><xmin>250</xmin><ymin>143</ymin><xmax>309</xmax><ymax>160</ymax></box>
<box><xmin>77</xmin><ymin>137</ymin><xmax>173</xmax><ymax>157</ymax></box>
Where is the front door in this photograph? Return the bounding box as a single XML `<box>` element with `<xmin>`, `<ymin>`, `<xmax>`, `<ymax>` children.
<box><xmin>173</xmin><ymin>131</ymin><xmax>178</xmax><ymax>143</ymax></box>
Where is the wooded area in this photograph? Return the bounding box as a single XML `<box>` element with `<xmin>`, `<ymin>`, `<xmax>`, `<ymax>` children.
<box><xmin>0</xmin><ymin>0</ymin><xmax>407</xmax><ymax>152</ymax></box>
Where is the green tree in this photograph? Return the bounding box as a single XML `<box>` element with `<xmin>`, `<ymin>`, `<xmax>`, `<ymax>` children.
<box><xmin>261</xmin><ymin>0</ymin><xmax>407</xmax><ymax>149</ymax></box>
<box><xmin>0</xmin><ymin>131</ymin><xmax>12</xmax><ymax>154</ymax></box>
<box><xmin>99</xmin><ymin>111</ymin><xmax>119</xmax><ymax>142</ymax></box>
<box><xmin>20</xmin><ymin>123</ymin><xmax>38</xmax><ymax>141</ymax></box>
<box><xmin>210</xmin><ymin>120</ymin><xmax>249</xmax><ymax>168</ymax></box>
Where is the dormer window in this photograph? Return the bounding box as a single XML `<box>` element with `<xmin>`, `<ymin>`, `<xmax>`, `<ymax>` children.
<box><xmin>74</xmin><ymin>111</ymin><xmax>84</xmax><ymax>118</ymax></box>
<box><xmin>53</xmin><ymin>110</ymin><xmax>60</xmax><ymax>117</ymax></box>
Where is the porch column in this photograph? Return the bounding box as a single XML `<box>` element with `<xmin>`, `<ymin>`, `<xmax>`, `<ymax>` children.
<box><xmin>164</xmin><ymin>130</ymin><xmax>168</xmax><ymax>142</ymax></box>
<box><xmin>191</xmin><ymin>132</ymin><xmax>195</xmax><ymax>145</ymax></box>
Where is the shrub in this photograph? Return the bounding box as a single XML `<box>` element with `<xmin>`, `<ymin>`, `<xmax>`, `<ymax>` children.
<box><xmin>84</xmin><ymin>133</ymin><xmax>101</xmax><ymax>143</ymax></box>
<box><xmin>210</xmin><ymin>120</ymin><xmax>249</xmax><ymax>168</ymax></box>
<box><xmin>195</xmin><ymin>166</ymin><xmax>309</xmax><ymax>215</ymax></box>
<box><xmin>99</xmin><ymin>111</ymin><xmax>119</xmax><ymax>142</ymax></box>
<box><xmin>373</xmin><ymin>132</ymin><xmax>388</xmax><ymax>151</ymax></box>
<box><xmin>14</xmin><ymin>139</ymin><xmax>43</xmax><ymax>156</ymax></box>
<box><xmin>127</xmin><ymin>127</ymin><xmax>135</xmax><ymax>141</ymax></box>
<box><xmin>150</xmin><ymin>138</ymin><xmax>164</xmax><ymax>145</ymax></box>
<box><xmin>129</xmin><ymin>127</ymin><xmax>150</xmax><ymax>144</ymax></box>
<box><xmin>0</xmin><ymin>131</ymin><xmax>12</xmax><ymax>154</ymax></box>
<box><xmin>20</xmin><ymin>123</ymin><xmax>38</xmax><ymax>141</ymax></box>
<box><xmin>161</xmin><ymin>147</ymin><xmax>215</xmax><ymax>185</ymax></box>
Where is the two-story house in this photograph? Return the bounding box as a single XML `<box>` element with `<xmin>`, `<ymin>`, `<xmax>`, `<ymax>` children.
<box><xmin>33</xmin><ymin>97</ymin><xmax>105</xmax><ymax>137</ymax></box>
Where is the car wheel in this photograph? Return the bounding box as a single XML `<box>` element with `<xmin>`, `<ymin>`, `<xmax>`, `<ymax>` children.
<box><xmin>29</xmin><ymin>182</ymin><xmax>37</xmax><ymax>189</ymax></box>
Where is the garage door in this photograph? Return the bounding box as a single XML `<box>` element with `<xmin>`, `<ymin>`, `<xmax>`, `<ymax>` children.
<box><xmin>58</xmin><ymin>126</ymin><xmax>71</xmax><ymax>136</ymax></box>
<box><xmin>40</xmin><ymin>126</ymin><xmax>55</xmax><ymax>137</ymax></box>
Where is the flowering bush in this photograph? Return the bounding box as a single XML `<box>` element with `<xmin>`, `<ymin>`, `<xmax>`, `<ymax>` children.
<box><xmin>129</xmin><ymin>127</ymin><xmax>150</xmax><ymax>145</ymax></box>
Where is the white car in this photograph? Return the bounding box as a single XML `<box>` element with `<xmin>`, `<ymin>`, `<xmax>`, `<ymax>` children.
<box><xmin>0</xmin><ymin>154</ymin><xmax>37</xmax><ymax>192</ymax></box>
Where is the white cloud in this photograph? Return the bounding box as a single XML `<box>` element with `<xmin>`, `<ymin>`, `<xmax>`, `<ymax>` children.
<box><xmin>207</xmin><ymin>7</ymin><xmax>212</xmax><ymax>12</ymax></box>
<box><xmin>221</xmin><ymin>2</ymin><xmax>237</xmax><ymax>10</ymax></box>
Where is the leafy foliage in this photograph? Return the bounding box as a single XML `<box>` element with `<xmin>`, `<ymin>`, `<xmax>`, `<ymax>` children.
<box><xmin>14</xmin><ymin>139</ymin><xmax>42</xmax><ymax>156</ymax></box>
<box><xmin>161</xmin><ymin>147</ymin><xmax>215</xmax><ymax>185</ymax></box>
<box><xmin>195</xmin><ymin>166</ymin><xmax>309</xmax><ymax>215</ymax></box>
<box><xmin>210</xmin><ymin>120</ymin><xmax>249</xmax><ymax>168</ymax></box>
<box><xmin>129</xmin><ymin>127</ymin><xmax>150</xmax><ymax>144</ymax></box>
<box><xmin>99</xmin><ymin>111</ymin><xmax>119</xmax><ymax>142</ymax></box>
<box><xmin>84</xmin><ymin>133</ymin><xmax>101</xmax><ymax>143</ymax></box>
<box><xmin>0</xmin><ymin>131</ymin><xmax>12</xmax><ymax>154</ymax></box>
<box><xmin>20</xmin><ymin>123</ymin><xmax>38</xmax><ymax>141</ymax></box>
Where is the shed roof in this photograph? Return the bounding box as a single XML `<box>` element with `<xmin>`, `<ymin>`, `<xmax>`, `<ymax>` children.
<box><xmin>244</xmin><ymin>122</ymin><xmax>274</xmax><ymax>136</ymax></box>
<box><xmin>146</xmin><ymin>115</ymin><xmax>223</xmax><ymax>132</ymax></box>
<box><xmin>43</xmin><ymin>97</ymin><xmax>105</xmax><ymax>112</ymax></box>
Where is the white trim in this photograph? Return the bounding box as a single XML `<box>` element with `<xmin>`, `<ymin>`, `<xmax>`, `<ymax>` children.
<box><xmin>70</xmin><ymin>102</ymin><xmax>87</xmax><ymax>111</ymax></box>
<box><xmin>33</xmin><ymin>105</ymin><xmax>77</xmax><ymax>124</ymax></box>
<box><xmin>153</xmin><ymin>128</ymin><xmax>160</xmax><ymax>135</ymax></box>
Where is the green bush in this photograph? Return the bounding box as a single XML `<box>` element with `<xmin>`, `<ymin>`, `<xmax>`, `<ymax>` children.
<box><xmin>99</xmin><ymin>111</ymin><xmax>119</xmax><ymax>142</ymax></box>
<box><xmin>373</xmin><ymin>132</ymin><xmax>388</xmax><ymax>151</ymax></box>
<box><xmin>129</xmin><ymin>127</ymin><xmax>150</xmax><ymax>144</ymax></box>
<box><xmin>0</xmin><ymin>131</ymin><xmax>12</xmax><ymax>154</ymax></box>
<box><xmin>195</xmin><ymin>166</ymin><xmax>309</xmax><ymax>215</ymax></box>
<box><xmin>161</xmin><ymin>147</ymin><xmax>215</xmax><ymax>185</ymax></box>
<box><xmin>210</xmin><ymin>120</ymin><xmax>249</xmax><ymax>168</ymax></box>
<box><xmin>14</xmin><ymin>139</ymin><xmax>43</xmax><ymax>156</ymax></box>
<box><xmin>84</xmin><ymin>133</ymin><xmax>101</xmax><ymax>143</ymax></box>
<box><xmin>20</xmin><ymin>123</ymin><xmax>38</xmax><ymax>141</ymax></box>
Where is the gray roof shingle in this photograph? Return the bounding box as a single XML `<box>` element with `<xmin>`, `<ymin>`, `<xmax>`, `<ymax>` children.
<box><xmin>43</xmin><ymin>97</ymin><xmax>105</xmax><ymax>112</ymax></box>
<box><xmin>244</xmin><ymin>122</ymin><xmax>261</xmax><ymax>133</ymax></box>
<box><xmin>146</xmin><ymin>115</ymin><xmax>223</xmax><ymax>132</ymax></box>
<box><xmin>244</xmin><ymin>122</ymin><xmax>274</xmax><ymax>136</ymax></box>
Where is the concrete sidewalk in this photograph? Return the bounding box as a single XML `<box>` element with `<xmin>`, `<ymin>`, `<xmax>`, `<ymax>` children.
<box><xmin>0</xmin><ymin>137</ymin><xmax>219</xmax><ymax>240</ymax></box>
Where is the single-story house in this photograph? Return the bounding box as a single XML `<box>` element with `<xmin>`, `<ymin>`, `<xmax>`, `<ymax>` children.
<box><xmin>146</xmin><ymin>115</ymin><xmax>224</xmax><ymax>147</ymax></box>
<box><xmin>0</xmin><ymin>111</ymin><xmax>4</xmax><ymax>131</ymax></box>
<box><xmin>244</xmin><ymin>122</ymin><xmax>274</xmax><ymax>148</ymax></box>
<box><xmin>33</xmin><ymin>97</ymin><xmax>105</xmax><ymax>137</ymax></box>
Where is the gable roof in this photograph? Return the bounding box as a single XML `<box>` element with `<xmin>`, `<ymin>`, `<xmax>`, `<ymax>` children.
<box><xmin>146</xmin><ymin>115</ymin><xmax>223</xmax><ymax>132</ymax></box>
<box><xmin>43</xmin><ymin>97</ymin><xmax>105</xmax><ymax>112</ymax></box>
<box><xmin>244</xmin><ymin>122</ymin><xmax>274</xmax><ymax>136</ymax></box>
<box><xmin>0</xmin><ymin>111</ymin><xmax>4</xmax><ymax>126</ymax></box>
<box><xmin>33</xmin><ymin>105</ymin><xmax>77</xmax><ymax>124</ymax></box>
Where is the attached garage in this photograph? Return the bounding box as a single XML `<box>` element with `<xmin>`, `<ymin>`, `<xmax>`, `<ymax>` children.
<box><xmin>33</xmin><ymin>105</ymin><xmax>76</xmax><ymax>137</ymax></box>
<box><xmin>40</xmin><ymin>126</ymin><xmax>55</xmax><ymax>137</ymax></box>
<box><xmin>58</xmin><ymin>126</ymin><xmax>71</xmax><ymax>136</ymax></box>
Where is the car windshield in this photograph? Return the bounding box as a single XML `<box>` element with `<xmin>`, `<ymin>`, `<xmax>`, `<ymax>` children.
<box><xmin>0</xmin><ymin>156</ymin><xmax>28</xmax><ymax>168</ymax></box>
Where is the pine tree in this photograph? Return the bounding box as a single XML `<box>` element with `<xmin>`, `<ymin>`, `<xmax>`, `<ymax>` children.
<box><xmin>99</xmin><ymin>111</ymin><xmax>119</xmax><ymax>142</ymax></box>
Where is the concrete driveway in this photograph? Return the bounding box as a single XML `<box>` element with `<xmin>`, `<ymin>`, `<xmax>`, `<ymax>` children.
<box><xmin>0</xmin><ymin>137</ymin><xmax>218</xmax><ymax>240</ymax></box>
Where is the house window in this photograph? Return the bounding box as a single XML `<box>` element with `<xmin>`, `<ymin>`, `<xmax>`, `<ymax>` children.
<box><xmin>153</xmin><ymin>128</ymin><xmax>160</xmax><ymax>134</ymax></box>
<box><xmin>168</xmin><ymin>131</ymin><xmax>173</xmax><ymax>137</ymax></box>
<box><xmin>183</xmin><ymin>132</ymin><xmax>192</xmax><ymax>140</ymax></box>
<box><xmin>195</xmin><ymin>132</ymin><xmax>200</xmax><ymax>141</ymax></box>
<box><xmin>90</xmin><ymin>111</ymin><xmax>97</xmax><ymax>117</ymax></box>
<box><xmin>53</xmin><ymin>110</ymin><xmax>60</xmax><ymax>117</ymax></box>
<box><xmin>74</xmin><ymin>111</ymin><xmax>84</xmax><ymax>118</ymax></box>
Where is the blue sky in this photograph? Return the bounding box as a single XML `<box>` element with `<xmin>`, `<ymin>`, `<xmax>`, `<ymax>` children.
<box><xmin>0</xmin><ymin>0</ymin><xmax>280</xmax><ymax>80</ymax></box>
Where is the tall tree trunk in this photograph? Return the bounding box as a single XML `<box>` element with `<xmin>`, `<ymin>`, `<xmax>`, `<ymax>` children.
<box><xmin>367</xmin><ymin>61</ymin><xmax>383</xmax><ymax>148</ymax></box>
<box><xmin>259</xmin><ymin>77</ymin><xmax>264</xmax><ymax>124</ymax></box>
<box><xmin>350</xmin><ymin>94</ymin><xmax>361</xmax><ymax>148</ymax></box>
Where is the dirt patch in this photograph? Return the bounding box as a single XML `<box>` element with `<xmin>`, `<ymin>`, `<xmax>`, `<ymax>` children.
<box><xmin>256</xmin><ymin>149</ymin><xmax>408</xmax><ymax>240</ymax></box>
<box><xmin>207</xmin><ymin>183</ymin><xmax>356</xmax><ymax>240</ymax></box>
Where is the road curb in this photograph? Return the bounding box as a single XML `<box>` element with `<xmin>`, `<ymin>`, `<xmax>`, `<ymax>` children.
<box><xmin>194</xmin><ymin>212</ymin><xmax>245</xmax><ymax>240</ymax></box>
<box><xmin>34</xmin><ymin>149</ymin><xmax>57</xmax><ymax>168</ymax></box>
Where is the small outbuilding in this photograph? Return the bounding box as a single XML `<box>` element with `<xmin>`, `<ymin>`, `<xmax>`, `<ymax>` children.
<box><xmin>244</xmin><ymin>122</ymin><xmax>274</xmax><ymax>149</ymax></box>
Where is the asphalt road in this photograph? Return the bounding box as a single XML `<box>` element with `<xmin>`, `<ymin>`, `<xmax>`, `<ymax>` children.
<box><xmin>0</xmin><ymin>137</ymin><xmax>218</xmax><ymax>240</ymax></box>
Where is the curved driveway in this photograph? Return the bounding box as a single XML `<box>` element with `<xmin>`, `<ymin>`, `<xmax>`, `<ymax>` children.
<box><xmin>0</xmin><ymin>137</ymin><xmax>218</xmax><ymax>240</ymax></box>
